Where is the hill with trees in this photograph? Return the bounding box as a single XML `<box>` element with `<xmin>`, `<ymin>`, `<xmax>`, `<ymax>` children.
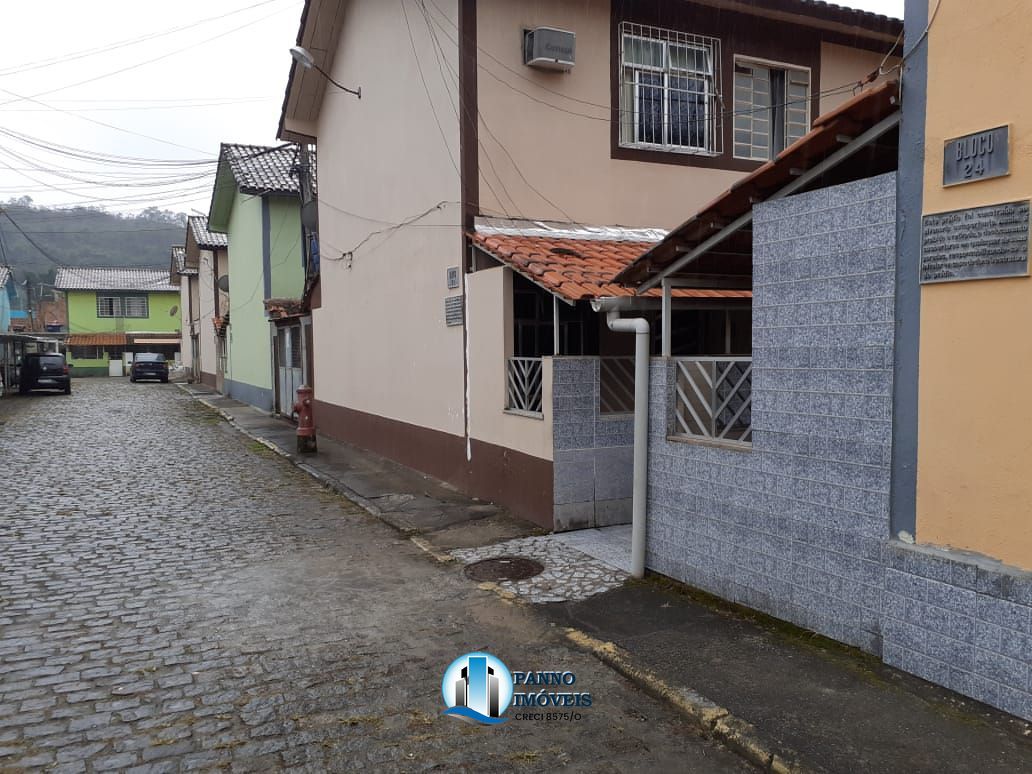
<box><xmin>0</xmin><ymin>197</ymin><xmax>188</xmax><ymax>286</ymax></box>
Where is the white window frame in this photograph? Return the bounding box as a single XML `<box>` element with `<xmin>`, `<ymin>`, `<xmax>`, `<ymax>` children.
<box><xmin>619</xmin><ymin>23</ymin><xmax>722</xmax><ymax>156</ymax></box>
<box><xmin>95</xmin><ymin>293</ymin><xmax>149</xmax><ymax>319</ymax></box>
<box><xmin>732</xmin><ymin>55</ymin><xmax>812</xmax><ymax>162</ymax></box>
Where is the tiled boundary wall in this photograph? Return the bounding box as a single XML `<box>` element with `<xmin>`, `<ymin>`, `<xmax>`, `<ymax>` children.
<box><xmin>552</xmin><ymin>358</ymin><xmax>634</xmax><ymax>531</ymax></box>
<box><xmin>646</xmin><ymin>173</ymin><xmax>1031</xmax><ymax>721</ymax></box>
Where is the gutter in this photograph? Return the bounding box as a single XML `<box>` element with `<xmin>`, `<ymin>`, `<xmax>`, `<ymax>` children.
<box><xmin>591</xmin><ymin>297</ymin><xmax>649</xmax><ymax>579</ymax></box>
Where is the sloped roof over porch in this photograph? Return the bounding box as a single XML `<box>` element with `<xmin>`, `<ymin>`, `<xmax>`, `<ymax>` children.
<box><xmin>471</xmin><ymin>219</ymin><xmax>752</xmax><ymax>304</ymax></box>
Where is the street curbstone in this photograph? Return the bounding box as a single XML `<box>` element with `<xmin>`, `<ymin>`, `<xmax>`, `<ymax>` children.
<box><xmin>563</xmin><ymin>627</ymin><xmax>811</xmax><ymax>774</ymax></box>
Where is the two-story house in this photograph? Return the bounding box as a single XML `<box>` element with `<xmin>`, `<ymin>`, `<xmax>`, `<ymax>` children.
<box><xmin>177</xmin><ymin>216</ymin><xmax>229</xmax><ymax>390</ymax></box>
<box><xmin>206</xmin><ymin>143</ymin><xmax>309</xmax><ymax>415</ymax></box>
<box><xmin>55</xmin><ymin>267</ymin><xmax>181</xmax><ymax>376</ymax></box>
<box><xmin>277</xmin><ymin>0</ymin><xmax>900</xmax><ymax>529</ymax></box>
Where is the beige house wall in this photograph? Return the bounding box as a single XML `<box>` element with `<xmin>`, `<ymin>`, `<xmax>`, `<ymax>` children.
<box><xmin>178</xmin><ymin>279</ymin><xmax>193</xmax><ymax>370</ymax></box>
<box><xmin>916</xmin><ymin>0</ymin><xmax>1032</xmax><ymax>569</ymax></box>
<box><xmin>475</xmin><ymin>0</ymin><xmax>740</xmax><ymax>229</ymax></box>
<box><xmin>818</xmin><ymin>41</ymin><xmax>898</xmax><ymax>116</ymax></box>
<box><xmin>467</xmin><ymin>265</ymin><xmax>553</xmax><ymax>461</ymax></box>
<box><xmin>197</xmin><ymin>250</ymin><xmax>217</xmax><ymax>380</ymax></box>
<box><xmin>311</xmin><ymin>0</ymin><xmax>465</xmax><ymax>437</ymax></box>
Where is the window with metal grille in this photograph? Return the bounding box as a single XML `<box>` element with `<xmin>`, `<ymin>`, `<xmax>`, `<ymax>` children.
<box><xmin>733</xmin><ymin>59</ymin><xmax>810</xmax><ymax>161</ymax></box>
<box><xmin>619</xmin><ymin>22</ymin><xmax>722</xmax><ymax>155</ymax></box>
<box><xmin>95</xmin><ymin>294</ymin><xmax>148</xmax><ymax>318</ymax></box>
<box><xmin>288</xmin><ymin>326</ymin><xmax>302</xmax><ymax>369</ymax></box>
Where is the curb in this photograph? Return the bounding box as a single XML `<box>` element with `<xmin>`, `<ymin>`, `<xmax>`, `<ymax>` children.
<box><xmin>563</xmin><ymin>628</ymin><xmax>811</xmax><ymax>774</ymax></box>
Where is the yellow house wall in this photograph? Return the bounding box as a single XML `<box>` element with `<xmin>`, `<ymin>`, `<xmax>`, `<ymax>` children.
<box><xmin>917</xmin><ymin>0</ymin><xmax>1032</xmax><ymax>569</ymax></box>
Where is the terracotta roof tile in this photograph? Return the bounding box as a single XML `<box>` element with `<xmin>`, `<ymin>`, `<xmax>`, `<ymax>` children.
<box><xmin>67</xmin><ymin>333</ymin><xmax>127</xmax><ymax>346</ymax></box>
<box><xmin>471</xmin><ymin>231</ymin><xmax>751</xmax><ymax>302</ymax></box>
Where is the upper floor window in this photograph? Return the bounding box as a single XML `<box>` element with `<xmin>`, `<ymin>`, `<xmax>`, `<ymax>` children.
<box><xmin>619</xmin><ymin>23</ymin><xmax>722</xmax><ymax>155</ymax></box>
<box><xmin>97</xmin><ymin>294</ymin><xmax>148</xmax><ymax>318</ymax></box>
<box><xmin>733</xmin><ymin>59</ymin><xmax>810</xmax><ymax>161</ymax></box>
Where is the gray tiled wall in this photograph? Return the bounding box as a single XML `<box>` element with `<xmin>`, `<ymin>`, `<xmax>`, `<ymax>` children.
<box><xmin>647</xmin><ymin>173</ymin><xmax>1031</xmax><ymax>721</ymax></box>
<box><xmin>552</xmin><ymin>358</ymin><xmax>634</xmax><ymax>531</ymax></box>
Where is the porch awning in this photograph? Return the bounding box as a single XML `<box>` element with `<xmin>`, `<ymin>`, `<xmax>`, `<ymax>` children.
<box><xmin>470</xmin><ymin>221</ymin><xmax>752</xmax><ymax>304</ymax></box>
<box><xmin>67</xmin><ymin>333</ymin><xmax>127</xmax><ymax>346</ymax></box>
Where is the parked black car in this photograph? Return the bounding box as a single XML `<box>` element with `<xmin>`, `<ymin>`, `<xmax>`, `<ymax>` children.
<box><xmin>130</xmin><ymin>353</ymin><xmax>169</xmax><ymax>383</ymax></box>
<box><xmin>19</xmin><ymin>352</ymin><xmax>72</xmax><ymax>395</ymax></box>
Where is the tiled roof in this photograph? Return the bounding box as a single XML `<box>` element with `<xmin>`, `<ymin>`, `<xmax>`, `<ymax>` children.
<box><xmin>0</xmin><ymin>266</ymin><xmax>9</xmax><ymax>288</ymax></box>
<box><xmin>471</xmin><ymin>222</ymin><xmax>751</xmax><ymax>302</ymax></box>
<box><xmin>188</xmin><ymin>215</ymin><xmax>228</xmax><ymax>249</ymax></box>
<box><xmin>67</xmin><ymin>333</ymin><xmax>127</xmax><ymax>346</ymax></box>
<box><xmin>170</xmin><ymin>245</ymin><xmax>195</xmax><ymax>277</ymax></box>
<box><xmin>54</xmin><ymin>267</ymin><xmax>179</xmax><ymax>293</ymax></box>
<box><xmin>220</xmin><ymin>143</ymin><xmax>300</xmax><ymax>196</ymax></box>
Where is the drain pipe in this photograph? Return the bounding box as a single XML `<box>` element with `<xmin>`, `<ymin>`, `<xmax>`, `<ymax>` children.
<box><xmin>592</xmin><ymin>297</ymin><xmax>649</xmax><ymax>579</ymax></box>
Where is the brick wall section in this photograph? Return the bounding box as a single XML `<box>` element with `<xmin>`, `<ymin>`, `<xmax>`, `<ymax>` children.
<box><xmin>646</xmin><ymin>173</ymin><xmax>1031</xmax><ymax>721</ymax></box>
<box><xmin>552</xmin><ymin>357</ymin><xmax>634</xmax><ymax>531</ymax></box>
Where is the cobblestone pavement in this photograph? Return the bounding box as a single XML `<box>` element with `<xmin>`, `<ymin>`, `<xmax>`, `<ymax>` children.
<box><xmin>452</xmin><ymin>537</ymin><xmax>627</xmax><ymax>604</ymax></box>
<box><xmin>0</xmin><ymin>379</ymin><xmax>753</xmax><ymax>773</ymax></box>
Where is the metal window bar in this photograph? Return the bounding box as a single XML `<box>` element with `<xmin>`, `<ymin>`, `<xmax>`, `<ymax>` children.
<box><xmin>599</xmin><ymin>356</ymin><xmax>636</xmax><ymax>414</ymax></box>
<box><xmin>506</xmin><ymin>357</ymin><xmax>543</xmax><ymax>414</ymax></box>
<box><xmin>673</xmin><ymin>357</ymin><xmax>752</xmax><ymax>443</ymax></box>
<box><xmin>619</xmin><ymin>21</ymin><xmax>723</xmax><ymax>155</ymax></box>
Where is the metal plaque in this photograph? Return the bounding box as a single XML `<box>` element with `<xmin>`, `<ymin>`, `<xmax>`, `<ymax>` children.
<box><xmin>446</xmin><ymin>266</ymin><xmax>460</xmax><ymax>289</ymax></box>
<box><xmin>943</xmin><ymin>126</ymin><xmax>1009</xmax><ymax>186</ymax></box>
<box><xmin>921</xmin><ymin>200</ymin><xmax>1030</xmax><ymax>284</ymax></box>
<box><xmin>445</xmin><ymin>295</ymin><xmax>464</xmax><ymax>326</ymax></box>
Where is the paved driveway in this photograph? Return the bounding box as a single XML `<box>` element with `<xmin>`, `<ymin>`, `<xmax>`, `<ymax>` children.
<box><xmin>0</xmin><ymin>379</ymin><xmax>751</xmax><ymax>772</ymax></box>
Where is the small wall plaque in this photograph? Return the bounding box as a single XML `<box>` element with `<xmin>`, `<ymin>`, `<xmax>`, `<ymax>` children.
<box><xmin>943</xmin><ymin>126</ymin><xmax>1009</xmax><ymax>186</ymax></box>
<box><xmin>921</xmin><ymin>200</ymin><xmax>1030</xmax><ymax>284</ymax></box>
<box><xmin>445</xmin><ymin>295</ymin><xmax>464</xmax><ymax>326</ymax></box>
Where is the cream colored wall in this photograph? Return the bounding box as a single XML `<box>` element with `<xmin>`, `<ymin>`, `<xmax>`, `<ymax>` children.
<box><xmin>178</xmin><ymin>279</ymin><xmax>193</xmax><ymax>369</ymax></box>
<box><xmin>197</xmin><ymin>250</ymin><xmax>217</xmax><ymax>378</ymax></box>
<box><xmin>311</xmin><ymin>0</ymin><xmax>466</xmax><ymax>437</ymax></box>
<box><xmin>916</xmin><ymin>0</ymin><xmax>1032</xmax><ymax>569</ymax></box>
<box><xmin>819</xmin><ymin>42</ymin><xmax>898</xmax><ymax>116</ymax></box>
<box><xmin>475</xmin><ymin>0</ymin><xmax>742</xmax><ymax>228</ymax></box>
<box><xmin>467</xmin><ymin>266</ymin><xmax>553</xmax><ymax>461</ymax></box>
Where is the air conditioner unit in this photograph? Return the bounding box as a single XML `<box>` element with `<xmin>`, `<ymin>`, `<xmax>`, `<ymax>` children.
<box><xmin>523</xmin><ymin>27</ymin><xmax>575</xmax><ymax>71</ymax></box>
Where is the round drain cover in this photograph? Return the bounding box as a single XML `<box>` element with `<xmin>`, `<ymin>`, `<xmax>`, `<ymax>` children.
<box><xmin>464</xmin><ymin>556</ymin><xmax>544</xmax><ymax>582</ymax></box>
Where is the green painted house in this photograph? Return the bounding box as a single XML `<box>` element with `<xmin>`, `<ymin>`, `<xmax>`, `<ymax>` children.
<box><xmin>207</xmin><ymin>143</ymin><xmax>307</xmax><ymax>413</ymax></box>
<box><xmin>54</xmin><ymin>267</ymin><xmax>181</xmax><ymax>376</ymax></box>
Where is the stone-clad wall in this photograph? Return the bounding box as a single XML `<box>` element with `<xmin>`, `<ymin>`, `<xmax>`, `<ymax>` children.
<box><xmin>552</xmin><ymin>358</ymin><xmax>634</xmax><ymax>531</ymax></box>
<box><xmin>646</xmin><ymin>173</ymin><xmax>1031</xmax><ymax>721</ymax></box>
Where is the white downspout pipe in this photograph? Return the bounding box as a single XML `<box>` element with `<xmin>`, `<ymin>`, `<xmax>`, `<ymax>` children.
<box><xmin>593</xmin><ymin>298</ymin><xmax>649</xmax><ymax>579</ymax></box>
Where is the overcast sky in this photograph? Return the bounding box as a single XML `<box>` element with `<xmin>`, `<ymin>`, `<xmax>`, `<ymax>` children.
<box><xmin>0</xmin><ymin>0</ymin><xmax>904</xmax><ymax>217</ymax></box>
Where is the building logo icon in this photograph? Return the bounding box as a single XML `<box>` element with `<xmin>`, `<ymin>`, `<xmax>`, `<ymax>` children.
<box><xmin>441</xmin><ymin>652</ymin><xmax>512</xmax><ymax>725</ymax></box>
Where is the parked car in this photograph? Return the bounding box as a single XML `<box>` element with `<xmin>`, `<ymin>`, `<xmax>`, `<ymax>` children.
<box><xmin>19</xmin><ymin>352</ymin><xmax>71</xmax><ymax>395</ymax></box>
<box><xmin>130</xmin><ymin>353</ymin><xmax>169</xmax><ymax>383</ymax></box>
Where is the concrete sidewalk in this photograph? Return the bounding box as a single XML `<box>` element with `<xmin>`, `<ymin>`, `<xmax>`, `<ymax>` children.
<box><xmin>181</xmin><ymin>385</ymin><xmax>1031</xmax><ymax>774</ymax></box>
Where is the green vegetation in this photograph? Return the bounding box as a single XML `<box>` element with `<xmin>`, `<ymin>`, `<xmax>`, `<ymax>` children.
<box><xmin>0</xmin><ymin>197</ymin><xmax>187</xmax><ymax>284</ymax></box>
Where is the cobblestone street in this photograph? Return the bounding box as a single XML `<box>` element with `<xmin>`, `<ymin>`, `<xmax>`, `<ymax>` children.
<box><xmin>0</xmin><ymin>379</ymin><xmax>751</xmax><ymax>773</ymax></box>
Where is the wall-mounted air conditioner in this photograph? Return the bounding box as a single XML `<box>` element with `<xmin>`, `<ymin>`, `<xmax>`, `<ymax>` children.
<box><xmin>523</xmin><ymin>27</ymin><xmax>575</xmax><ymax>71</ymax></box>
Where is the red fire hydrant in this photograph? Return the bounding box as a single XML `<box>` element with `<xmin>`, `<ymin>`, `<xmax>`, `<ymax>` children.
<box><xmin>294</xmin><ymin>384</ymin><xmax>317</xmax><ymax>454</ymax></box>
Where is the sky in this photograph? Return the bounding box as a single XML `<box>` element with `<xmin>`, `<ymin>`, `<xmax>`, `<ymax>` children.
<box><xmin>0</xmin><ymin>0</ymin><xmax>904</xmax><ymax>217</ymax></box>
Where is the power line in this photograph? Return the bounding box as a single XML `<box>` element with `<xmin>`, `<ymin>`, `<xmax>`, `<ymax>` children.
<box><xmin>0</xmin><ymin>210</ymin><xmax>67</xmax><ymax>268</ymax></box>
<box><xmin>0</xmin><ymin>0</ymin><xmax>286</xmax><ymax>77</ymax></box>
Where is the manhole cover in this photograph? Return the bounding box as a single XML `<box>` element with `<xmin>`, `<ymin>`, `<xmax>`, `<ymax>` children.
<box><xmin>464</xmin><ymin>556</ymin><xmax>544</xmax><ymax>582</ymax></box>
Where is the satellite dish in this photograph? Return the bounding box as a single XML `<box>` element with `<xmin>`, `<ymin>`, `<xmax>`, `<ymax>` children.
<box><xmin>170</xmin><ymin>305</ymin><xmax>179</xmax><ymax>316</ymax></box>
<box><xmin>217</xmin><ymin>275</ymin><xmax>230</xmax><ymax>292</ymax></box>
